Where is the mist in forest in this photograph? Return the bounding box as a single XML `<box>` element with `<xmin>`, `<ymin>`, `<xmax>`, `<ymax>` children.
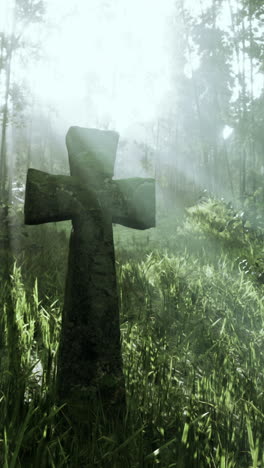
<box><xmin>1</xmin><ymin>0</ymin><xmax>262</xmax><ymax>212</ymax></box>
<box><xmin>1</xmin><ymin>1</ymin><xmax>264</xmax><ymax>467</ymax></box>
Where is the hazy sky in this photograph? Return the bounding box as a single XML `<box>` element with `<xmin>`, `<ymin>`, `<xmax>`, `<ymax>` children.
<box><xmin>21</xmin><ymin>0</ymin><xmax>175</xmax><ymax>135</ymax></box>
<box><xmin>2</xmin><ymin>0</ymin><xmax>263</xmax><ymax>142</ymax></box>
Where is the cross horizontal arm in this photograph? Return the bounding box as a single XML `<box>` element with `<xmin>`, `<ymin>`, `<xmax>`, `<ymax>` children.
<box><xmin>24</xmin><ymin>169</ymin><xmax>98</xmax><ymax>225</ymax></box>
<box><xmin>111</xmin><ymin>178</ymin><xmax>155</xmax><ymax>230</ymax></box>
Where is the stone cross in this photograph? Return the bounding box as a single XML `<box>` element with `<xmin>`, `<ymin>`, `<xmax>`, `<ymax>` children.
<box><xmin>24</xmin><ymin>126</ymin><xmax>155</xmax><ymax>409</ymax></box>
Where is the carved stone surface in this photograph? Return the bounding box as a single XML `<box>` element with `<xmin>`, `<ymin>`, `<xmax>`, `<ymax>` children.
<box><xmin>24</xmin><ymin>126</ymin><xmax>155</xmax><ymax>410</ymax></box>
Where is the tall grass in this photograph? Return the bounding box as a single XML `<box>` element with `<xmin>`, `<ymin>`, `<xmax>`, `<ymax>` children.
<box><xmin>0</xmin><ymin>198</ymin><xmax>264</xmax><ymax>466</ymax></box>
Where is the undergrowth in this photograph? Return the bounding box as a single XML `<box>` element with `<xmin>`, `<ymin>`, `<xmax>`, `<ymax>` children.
<box><xmin>0</xmin><ymin>198</ymin><xmax>263</xmax><ymax>467</ymax></box>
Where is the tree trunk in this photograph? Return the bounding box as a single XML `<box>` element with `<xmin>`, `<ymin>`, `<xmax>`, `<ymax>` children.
<box><xmin>240</xmin><ymin>18</ymin><xmax>247</xmax><ymax>203</ymax></box>
<box><xmin>0</xmin><ymin>0</ymin><xmax>17</xmax><ymax>201</ymax></box>
<box><xmin>249</xmin><ymin>0</ymin><xmax>256</xmax><ymax>195</ymax></box>
<box><xmin>0</xmin><ymin>46</ymin><xmax>12</xmax><ymax>200</ymax></box>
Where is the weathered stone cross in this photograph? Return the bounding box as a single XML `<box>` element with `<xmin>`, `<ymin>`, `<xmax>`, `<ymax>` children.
<box><xmin>24</xmin><ymin>126</ymin><xmax>155</xmax><ymax>408</ymax></box>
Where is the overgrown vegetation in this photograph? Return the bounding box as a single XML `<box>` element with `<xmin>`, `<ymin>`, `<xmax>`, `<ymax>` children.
<box><xmin>0</xmin><ymin>0</ymin><xmax>263</xmax><ymax>465</ymax></box>
<box><xmin>1</xmin><ymin>198</ymin><xmax>264</xmax><ymax>467</ymax></box>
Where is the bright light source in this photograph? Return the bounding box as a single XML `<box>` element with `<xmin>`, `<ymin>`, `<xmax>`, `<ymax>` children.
<box><xmin>22</xmin><ymin>0</ymin><xmax>174</xmax><ymax>132</ymax></box>
<box><xmin>222</xmin><ymin>125</ymin><xmax>233</xmax><ymax>140</ymax></box>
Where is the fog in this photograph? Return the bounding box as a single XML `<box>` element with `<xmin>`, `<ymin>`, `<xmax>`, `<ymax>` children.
<box><xmin>1</xmin><ymin>3</ymin><xmax>264</xmax><ymax>465</ymax></box>
<box><xmin>22</xmin><ymin>1</ymin><xmax>172</xmax><ymax>135</ymax></box>
<box><xmin>0</xmin><ymin>0</ymin><xmax>263</xmax><ymax>207</ymax></box>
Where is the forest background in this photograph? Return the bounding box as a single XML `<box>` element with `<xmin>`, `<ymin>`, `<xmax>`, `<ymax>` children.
<box><xmin>0</xmin><ymin>0</ymin><xmax>264</xmax><ymax>467</ymax></box>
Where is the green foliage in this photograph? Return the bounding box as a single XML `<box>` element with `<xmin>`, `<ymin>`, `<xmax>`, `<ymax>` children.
<box><xmin>183</xmin><ymin>198</ymin><xmax>250</xmax><ymax>253</ymax></box>
<box><xmin>1</xmin><ymin>199</ymin><xmax>264</xmax><ymax>466</ymax></box>
<box><xmin>181</xmin><ymin>198</ymin><xmax>264</xmax><ymax>284</ymax></box>
<box><xmin>5</xmin><ymin>204</ymin><xmax>70</xmax><ymax>300</ymax></box>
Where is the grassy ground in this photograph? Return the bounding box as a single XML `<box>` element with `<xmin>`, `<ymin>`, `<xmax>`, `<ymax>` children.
<box><xmin>0</xmin><ymin>199</ymin><xmax>264</xmax><ymax>467</ymax></box>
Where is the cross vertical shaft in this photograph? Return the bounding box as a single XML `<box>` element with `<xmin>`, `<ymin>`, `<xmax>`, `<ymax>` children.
<box><xmin>24</xmin><ymin>126</ymin><xmax>155</xmax><ymax>412</ymax></box>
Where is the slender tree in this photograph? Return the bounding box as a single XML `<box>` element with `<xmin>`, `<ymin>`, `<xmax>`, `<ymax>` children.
<box><xmin>0</xmin><ymin>0</ymin><xmax>45</xmax><ymax>201</ymax></box>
